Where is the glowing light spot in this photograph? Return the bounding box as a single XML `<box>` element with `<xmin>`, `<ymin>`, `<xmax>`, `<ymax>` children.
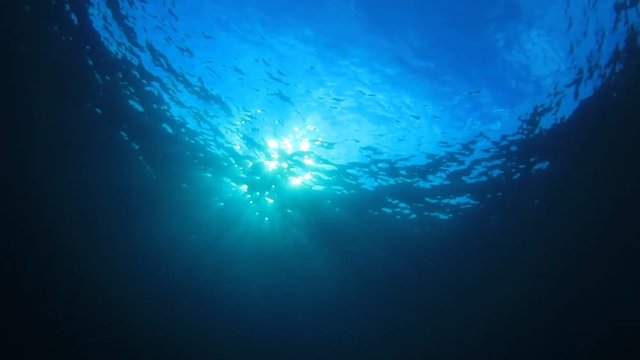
<box><xmin>290</xmin><ymin>176</ymin><xmax>303</xmax><ymax>186</ymax></box>
<box><xmin>304</xmin><ymin>172</ymin><xmax>312</xmax><ymax>180</ymax></box>
<box><xmin>265</xmin><ymin>197</ymin><xmax>275</xmax><ymax>204</ymax></box>
<box><xmin>303</xmin><ymin>157</ymin><xmax>314</xmax><ymax>165</ymax></box>
<box><xmin>240</xmin><ymin>184</ymin><xmax>248</xmax><ymax>192</ymax></box>
<box><xmin>265</xmin><ymin>160</ymin><xmax>278</xmax><ymax>170</ymax></box>
<box><xmin>282</xmin><ymin>162</ymin><xmax>289</xmax><ymax>169</ymax></box>
<box><xmin>282</xmin><ymin>139</ymin><xmax>293</xmax><ymax>154</ymax></box>
<box><xmin>267</xmin><ymin>139</ymin><xmax>279</xmax><ymax>148</ymax></box>
<box><xmin>300</xmin><ymin>140</ymin><xmax>310</xmax><ymax>151</ymax></box>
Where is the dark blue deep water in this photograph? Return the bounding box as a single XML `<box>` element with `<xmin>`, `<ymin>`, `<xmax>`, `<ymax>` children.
<box><xmin>3</xmin><ymin>1</ymin><xmax>640</xmax><ymax>359</ymax></box>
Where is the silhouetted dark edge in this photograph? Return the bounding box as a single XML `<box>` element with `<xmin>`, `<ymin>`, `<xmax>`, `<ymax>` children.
<box><xmin>2</xmin><ymin>2</ymin><xmax>639</xmax><ymax>359</ymax></box>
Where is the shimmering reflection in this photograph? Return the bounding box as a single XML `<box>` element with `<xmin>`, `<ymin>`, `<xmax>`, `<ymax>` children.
<box><xmin>222</xmin><ymin>121</ymin><xmax>334</xmax><ymax>219</ymax></box>
<box><xmin>63</xmin><ymin>0</ymin><xmax>640</xmax><ymax>220</ymax></box>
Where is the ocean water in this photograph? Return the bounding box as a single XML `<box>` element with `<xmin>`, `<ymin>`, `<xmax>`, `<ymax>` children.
<box><xmin>75</xmin><ymin>0</ymin><xmax>636</xmax><ymax>221</ymax></box>
<box><xmin>4</xmin><ymin>0</ymin><xmax>640</xmax><ymax>358</ymax></box>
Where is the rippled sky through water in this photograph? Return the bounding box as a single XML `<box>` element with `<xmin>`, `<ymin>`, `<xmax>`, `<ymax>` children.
<box><xmin>62</xmin><ymin>0</ymin><xmax>638</xmax><ymax>220</ymax></box>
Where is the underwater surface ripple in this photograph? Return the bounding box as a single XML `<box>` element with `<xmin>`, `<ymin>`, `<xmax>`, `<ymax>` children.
<box><xmin>61</xmin><ymin>0</ymin><xmax>638</xmax><ymax>221</ymax></box>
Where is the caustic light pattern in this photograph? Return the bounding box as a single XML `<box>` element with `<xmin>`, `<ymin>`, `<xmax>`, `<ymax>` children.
<box><xmin>60</xmin><ymin>0</ymin><xmax>638</xmax><ymax>219</ymax></box>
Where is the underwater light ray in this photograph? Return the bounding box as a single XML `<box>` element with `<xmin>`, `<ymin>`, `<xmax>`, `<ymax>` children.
<box><xmin>69</xmin><ymin>0</ymin><xmax>639</xmax><ymax>219</ymax></box>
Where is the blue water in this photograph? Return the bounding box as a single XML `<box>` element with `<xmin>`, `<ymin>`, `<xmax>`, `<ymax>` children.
<box><xmin>6</xmin><ymin>1</ymin><xmax>639</xmax><ymax>358</ymax></box>
<box><xmin>58</xmin><ymin>1</ymin><xmax>638</xmax><ymax>222</ymax></box>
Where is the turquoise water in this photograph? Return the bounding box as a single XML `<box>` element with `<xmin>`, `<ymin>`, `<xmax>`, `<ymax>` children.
<box><xmin>62</xmin><ymin>1</ymin><xmax>638</xmax><ymax>221</ymax></box>
<box><xmin>6</xmin><ymin>2</ymin><xmax>640</xmax><ymax>357</ymax></box>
